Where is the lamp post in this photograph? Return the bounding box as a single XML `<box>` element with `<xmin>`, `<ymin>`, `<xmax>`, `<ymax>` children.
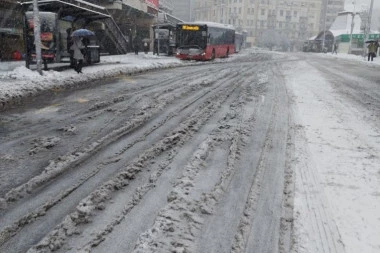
<box><xmin>33</xmin><ymin>0</ymin><xmax>42</xmax><ymax>75</ymax></box>
<box><xmin>322</xmin><ymin>0</ymin><xmax>328</xmax><ymax>50</ymax></box>
<box><xmin>349</xmin><ymin>12</ymin><xmax>355</xmax><ymax>54</ymax></box>
<box><xmin>364</xmin><ymin>0</ymin><xmax>375</xmax><ymax>43</ymax></box>
<box><xmin>338</xmin><ymin>4</ymin><xmax>357</xmax><ymax>55</ymax></box>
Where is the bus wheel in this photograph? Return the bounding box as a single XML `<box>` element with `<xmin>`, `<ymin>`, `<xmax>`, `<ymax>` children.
<box><xmin>211</xmin><ymin>49</ymin><xmax>215</xmax><ymax>60</ymax></box>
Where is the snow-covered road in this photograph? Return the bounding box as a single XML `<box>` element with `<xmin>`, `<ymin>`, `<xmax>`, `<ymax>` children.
<box><xmin>0</xmin><ymin>50</ymin><xmax>379</xmax><ymax>253</ymax></box>
<box><xmin>285</xmin><ymin>54</ymin><xmax>380</xmax><ymax>253</ymax></box>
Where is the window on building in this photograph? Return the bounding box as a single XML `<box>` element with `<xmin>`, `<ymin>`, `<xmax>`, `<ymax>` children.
<box><xmin>261</xmin><ymin>9</ymin><xmax>265</xmax><ymax>15</ymax></box>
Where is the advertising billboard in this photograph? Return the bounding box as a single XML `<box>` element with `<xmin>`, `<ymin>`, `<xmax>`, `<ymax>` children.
<box><xmin>145</xmin><ymin>0</ymin><xmax>159</xmax><ymax>9</ymax></box>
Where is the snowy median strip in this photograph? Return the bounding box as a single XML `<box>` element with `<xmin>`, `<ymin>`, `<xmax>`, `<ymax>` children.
<box><xmin>0</xmin><ymin>54</ymin><xmax>189</xmax><ymax>110</ymax></box>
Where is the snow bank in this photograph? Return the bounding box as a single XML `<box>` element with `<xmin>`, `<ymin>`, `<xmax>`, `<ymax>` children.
<box><xmin>0</xmin><ymin>54</ymin><xmax>187</xmax><ymax>110</ymax></box>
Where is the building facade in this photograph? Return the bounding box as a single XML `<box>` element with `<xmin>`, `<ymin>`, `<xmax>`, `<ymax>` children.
<box><xmin>193</xmin><ymin>0</ymin><xmax>323</xmax><ymax>50</ymax></box>
<box><xmin>320</xmin><ymin>0</ymin><xmax>345</xmax><ymax>31</ymax></box>
<box><xmin>172</xmin><ymin>0</ymin><xmax>195</xmax><ymax>22</ymax></box>
<box><xmin>159</xmin><ymin>0</ymin><xmax>174</xmax><ymax>14</ymax></box>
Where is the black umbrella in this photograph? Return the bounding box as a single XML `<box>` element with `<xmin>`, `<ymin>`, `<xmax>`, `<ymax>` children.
<box><xmin>71</xmin><ymin>29</ymin><xmax>95</xmax><ymax>37</ymax></box>
<box><xmin>365</xmin><ymin>39</ymin><xmax>377</xmax><ymax>43</ymax></box>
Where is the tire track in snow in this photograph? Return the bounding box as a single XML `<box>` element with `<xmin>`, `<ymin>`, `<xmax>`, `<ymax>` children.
<box><xmin>0</xmin><ymin>63</ymin><xmax>257</xmax><ymax>253</ymax></box>
<box><xmin>0</xmin><ymin>65</ymin><xmax>238</xmax><ymax>249</ymax></box>
<box><xmin>26</xmin><ymin>72</ymin><xmax>245</xmax><ymax>253</ymax></box>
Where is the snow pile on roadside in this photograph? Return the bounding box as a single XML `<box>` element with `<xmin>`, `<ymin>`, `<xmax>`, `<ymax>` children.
<box><xmin>314</xmin><ymin>51</ymin><xmax>380</xmax><ymax>67</ymax></box>
<box><xmin>0</xmin><ymin>54</ymin><xmax>186</xmax><ymax>109</ymax></box>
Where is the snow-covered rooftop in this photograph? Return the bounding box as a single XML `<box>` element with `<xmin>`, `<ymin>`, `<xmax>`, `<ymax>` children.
<box><xmin>329</xmin><ymin>13</ymin><xmax>362</xmax><ymax>37</ymax></box>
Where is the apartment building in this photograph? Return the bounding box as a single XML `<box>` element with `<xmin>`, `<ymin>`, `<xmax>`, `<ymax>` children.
<box><xmin>194</xmin><ymin>0</ymin><xmax>322</xmax><ymax>50</ymax></box>
<box><xmin>172</xmin><ymin>0</ymin><xmax>195</xmax><ymax>22</ymax></box>
<box><xmin>320</xmin><ymin>0</ymin><xmax>345</xmax><ymax>31</ymax></box>
<box><xmin>159</xmin><ymin>0</ymin><xmax>174</xmax><ymax>14</ymax></box>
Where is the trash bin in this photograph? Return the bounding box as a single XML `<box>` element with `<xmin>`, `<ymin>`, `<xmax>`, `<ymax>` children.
<box><xmin>86</xmin><ymin>45</ymin><xmax>100</xmax><ymax>64</ymax></box>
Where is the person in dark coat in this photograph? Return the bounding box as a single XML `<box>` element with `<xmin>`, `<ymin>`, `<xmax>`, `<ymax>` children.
<box><xmin>133</xmin><ymin>35</ymin><xmax>141</xmax><ymax>55</ymax></box>
<box><xmin>66</xmin><ymin>28</ymin><xmax>75</xmax><ymax>67</ymax></box>
<box><xmin>153</xmin><ymin>39</ymin><xmax>158</xmax><ymax>55</ymax></box>
<box><xmin>143</xmin><ymin>41</ymin><xmax>149</xmax><ymax>54</ymax></box>
<box><xmin>332</xmin><ymin>42</ymin><xmax>338</xmax><ymax>54</ymax></box>
<box><xmin>367</xmin><ymin>42</ymin><xmax>376</xmax><ymax>61</ymax></box>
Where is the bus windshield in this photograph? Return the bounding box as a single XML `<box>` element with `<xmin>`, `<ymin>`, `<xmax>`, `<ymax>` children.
<box><xmin>177</xmin><ymin>30</ymin><xmax>207</xmax><ymax>49</ymax></box>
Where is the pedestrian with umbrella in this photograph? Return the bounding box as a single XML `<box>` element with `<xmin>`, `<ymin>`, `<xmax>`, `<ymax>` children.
<box><xmin>70</xmin><ymin>36</ymin><xmax>85</xmax><ymax>73</ymax></box>
<box><xmin>70</xmin><ymin>29</ymin><xmax>94</xmax><ymax>73</ymax></box>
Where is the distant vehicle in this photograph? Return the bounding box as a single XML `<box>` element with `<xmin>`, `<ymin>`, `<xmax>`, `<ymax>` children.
<box><xmin>175</xmin><ymin>22</ymin><xmax>235</xmax><ymax>60</ymax></box>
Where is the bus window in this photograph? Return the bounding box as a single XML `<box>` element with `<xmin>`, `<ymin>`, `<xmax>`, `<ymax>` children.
<box><xmin>179</xmin><ymin>31</ymin><xmax>206</xmax><ymax>48</ymax></box>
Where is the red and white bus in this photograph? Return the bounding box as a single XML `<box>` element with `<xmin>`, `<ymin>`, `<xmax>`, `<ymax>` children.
<box><xmin>175</xmin><ymin>22</ymin><xmax>235</xmax><ymax>61</ymax></box>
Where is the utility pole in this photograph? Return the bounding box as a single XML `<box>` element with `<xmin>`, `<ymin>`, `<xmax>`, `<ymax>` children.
<box><xmin>366</xmin><ymin>0</ymin><xmax>375</xmax><ymax>41</ymax></box>
<box><xmin>348</xmin><ymin>1</ymin><xmax>356</xmax><ymax>54</ymax></box>
<box><xmin>33</xmin><ymin>0</ymin><xmax>42</xmax><ymax>75</ymax></box>
<box><xmin>322</xmin><ymin>0</ymin><xmax>328</xmax><ymax>51</ymax></box>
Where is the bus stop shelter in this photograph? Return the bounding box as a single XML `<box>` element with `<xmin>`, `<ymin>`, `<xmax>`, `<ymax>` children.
<box><xmin>19</xmin><ymin>0</ymin><xmax>111</xmax><ymax>68</ymax></box>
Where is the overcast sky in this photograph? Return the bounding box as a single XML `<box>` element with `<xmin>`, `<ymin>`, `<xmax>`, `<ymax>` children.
<box><xmin>345</xmin><ymin>0</ymin><xmax>379</xmax><ymax>10</ymax></box>
<box><xmin>344</xmin><ymin>0</ymin><xmax>380</xmax><ymax>30</ymax></box>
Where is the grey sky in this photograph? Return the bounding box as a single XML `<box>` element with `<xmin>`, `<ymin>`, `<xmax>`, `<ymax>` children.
<box><xmin>345</xmin><ymin>0</ymin><xmax>379</xmax><ymax>10</ymax></box>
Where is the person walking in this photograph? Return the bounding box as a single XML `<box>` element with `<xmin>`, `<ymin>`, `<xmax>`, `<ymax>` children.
<box><xmin>70</xmin><ymin>37</ymin><xmax>85</xmax><ymax>73</ymax></box>
<box><xmin>133</xmin><ymin>35</ymin><xmax>141</xmax><ymax>55</ymax></box>
<box><xmin>367</xmin><ymin>42</ymin><xmax>376</xmax><ymax>61</ymax></box>
<box><xmin>66</xmin><ymin>28</ymin><xmax>75</xmax><ymax>68</ymax></box>
<box><xmin>332</xmin><ymin>42</ymin><xmax>338</xmax><ymax>54</ymax></box>
<box><xmin>143</xmin><ymin>41</ymin><xmax>149</xmax><ymax>54</ymax></box>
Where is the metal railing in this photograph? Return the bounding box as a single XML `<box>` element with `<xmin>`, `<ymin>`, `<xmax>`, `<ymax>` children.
<box><xmin>103</xmin><ymin>10</ymin><xmax>128</xmax><ymax>54</ymax></box>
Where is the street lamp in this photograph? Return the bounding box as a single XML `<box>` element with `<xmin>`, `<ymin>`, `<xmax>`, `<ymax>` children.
<box><xmin>33</xmin><ymin>0</ymin><xmax>43</xmax><ymax>75</ymax></box>
<box><xmin>322</xmin><ymin>0</ymin><xmax>328</xmax><ymax>50</ymax></box>
<box><xmin>364</xmin><ymin>0</ymin><xmax>375</xmax><ymax>43</ymax></box>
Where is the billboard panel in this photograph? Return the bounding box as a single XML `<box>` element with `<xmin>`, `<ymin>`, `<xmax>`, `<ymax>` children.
<box><xmin>145</xmin><ymin>0</ymin><xmax>159</xmax><ymax>9</ymax></box>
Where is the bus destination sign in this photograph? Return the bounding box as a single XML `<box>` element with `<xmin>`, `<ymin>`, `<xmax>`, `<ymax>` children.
<box><xmin>182</xmin><ymin>25</ymin><xmax>200</xmax><ymax>31</ymax></box>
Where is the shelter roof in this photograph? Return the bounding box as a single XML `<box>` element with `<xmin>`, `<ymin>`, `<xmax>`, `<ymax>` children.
<box><xmin>19</xmin><ymin>0</ymin><xmax>110</xmax><ymax>21</ymax></box>
<box><xmin>152</xmin><ymin>23</ymin><xmax>176</xmax><ymax>29</ymax></box>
